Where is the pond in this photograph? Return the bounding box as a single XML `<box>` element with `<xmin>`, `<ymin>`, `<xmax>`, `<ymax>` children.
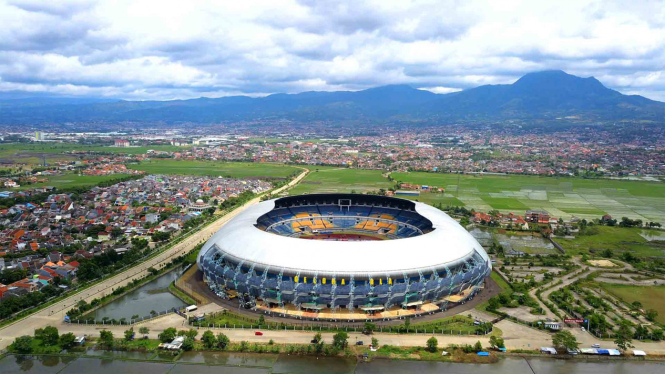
<box><xmin>469</xmin><ymin>227</ymin><xmax>557</xmax><ymax>255</ymax></box>
<box><xmin>88</xmin><ymin>268</ymin><xmax>187</xmax><ymax>320</ymax></box>
<box><xmin>639</xmin><ymin>229</ymin><xmax>665</xmax><ymax>242</ymax></box>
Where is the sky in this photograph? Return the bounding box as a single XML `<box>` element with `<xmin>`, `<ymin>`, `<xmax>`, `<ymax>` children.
<box><xmin>0</xmin><ymin>0</ymin><xmax>664</xmax><ymax>101</ymax></box>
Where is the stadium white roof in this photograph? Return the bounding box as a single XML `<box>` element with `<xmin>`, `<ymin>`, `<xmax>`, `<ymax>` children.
<box><xmin>199</xmin><ymin>198</ymin><xmax>489</xmax><ymax>275</ymax></box>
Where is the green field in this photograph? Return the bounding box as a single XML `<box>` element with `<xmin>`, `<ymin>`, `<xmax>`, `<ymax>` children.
<box><xmin>0</xmin><ymin>143</ymin><xmax>191</xmax><ymax>165</ymax></box>
<box><xmin>398</xmin><ymin>193</ymin><xmax>465</xmax><ymax>207</ymax></box>
<box><xmin>15</xmin><ymin>174</ymin><xmax>130</xmax><ymax>191</ymax></box>
<box><xmin>129</xmin><ymin>160</ymin><xmax>301</xmax><ymax>179</ymax></box>
<box><xmin>599</xmin><ymin>284</ymin><xmax>665</xmax><ymax>324</ymax></box>
<box><xmin>286</xmin><ymin>169</ymin><xmax>665</xmax><ymax>223</ymax></box>
<box><xmin>391</xmin><ymin>172</ymin><xmax>665</xmax><ymax>223</ymax></box>
<box><xmin>556</xmin><ymin>226</ymin><xmax>665</xmax><ymax>257</ymax></box>
<box><xmin>288</xmin><ymin>167</ymin><xmax>393</xmax><ymax>194</ymax></box>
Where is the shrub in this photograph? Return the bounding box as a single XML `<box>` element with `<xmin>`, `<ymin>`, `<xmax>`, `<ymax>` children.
<box><xmin>159</xmin><ymin>327</ymin><xmax>177</xmax><ymax>343</ymax></box>
<box><xmin>426</xmin><ymin>337</ymin><xmax>438</xmax><ymax>352</ymax></box>
<box><xmin>12</xmin><ymin>336</ymin><xmax>33</xmax><ymax>353</ymax></box>
<box><xmin>59</xmin><ymin>333</ymin><xmax>76</xmax><ymax>349</ymax></box>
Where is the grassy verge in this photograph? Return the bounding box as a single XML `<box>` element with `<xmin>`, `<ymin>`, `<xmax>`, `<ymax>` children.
<box><xmin>168</xmin><ymin>281</ymin><xmax>197</xmax><ymax>306</ymax></box>
<box><xmin>476</xmin><ymin>270</ymin><xmax>512</xmax><ymax>313</ymax></box>
<box><xmin>367</xmin><ymin>344</ymin><xmax>498</xmax><ymax>363</ymax></box>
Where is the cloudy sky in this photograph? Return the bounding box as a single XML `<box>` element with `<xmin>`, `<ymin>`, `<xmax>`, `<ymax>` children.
<box><xmin>1</xmin><ymin>0</ymin><xmax>664</xmax><ymax>101</ymax></box>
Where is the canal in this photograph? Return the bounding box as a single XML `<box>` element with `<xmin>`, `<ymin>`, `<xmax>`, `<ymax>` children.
<box><xmin>1</xmin><ymin>353</ymin><xmax>664</xmax><ymax>374</ymax></box>
<box><xmin>88</xmin><ymin>267</ymin><xmax>187</xmax><ymax>320</ymax></box>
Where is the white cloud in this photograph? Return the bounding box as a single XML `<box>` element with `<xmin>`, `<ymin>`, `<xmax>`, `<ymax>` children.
<box><xmin>0</xmin><ymin>0</ymin><xmax>663</xmax><ymax>101</ymax></box>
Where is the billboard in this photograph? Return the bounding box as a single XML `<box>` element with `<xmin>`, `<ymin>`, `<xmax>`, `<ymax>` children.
<box><xmin>564</xmin><ymin>318</ymin><xmax>587</xmax><ymax>323</ymax></box>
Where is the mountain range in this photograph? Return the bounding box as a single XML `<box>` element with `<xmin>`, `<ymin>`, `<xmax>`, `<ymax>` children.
<box><xmin>0</xmin><ymin>70</ymin><xmax>663</xmax><ymax>124</ymax></box>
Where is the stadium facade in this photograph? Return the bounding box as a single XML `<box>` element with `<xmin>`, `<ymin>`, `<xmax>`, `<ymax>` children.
<box><xmin>197</xmin><ymin>194</ymin><xmax>491</xmax><ymax>313</ymax></box>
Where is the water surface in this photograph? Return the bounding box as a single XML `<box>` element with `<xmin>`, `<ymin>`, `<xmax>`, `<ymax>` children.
<box><xmin>89</xmin><ymin>268</ymin><xmax>186</xmax><ymax>320</ymax></box>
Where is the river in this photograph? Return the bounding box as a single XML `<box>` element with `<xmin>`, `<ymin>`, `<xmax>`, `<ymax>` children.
<box><xmin>1</xmin><ymin>353</ymin><xmax>664</xmax><ymax>374</ymax></box>
<box><xmin>88</xmin><ymin>268</ymin><xmax>187</xmax><ymax>320</ymax></box>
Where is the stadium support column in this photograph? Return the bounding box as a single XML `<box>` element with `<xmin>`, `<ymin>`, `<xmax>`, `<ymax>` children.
<box><xmin>259</xmin><ymin>265</ymin><xmax>270</xmax><ymax>303</ymax></box>
<box><xmin>348</xmin><ymin>275</ymin><xmax>355</xmax><ymax>311</ymax></box>
<box><xmin>439</xmin><ymin>265</ymin><xmax>452</xmax><ymax>311</ymax></box>
<box><xmin>276</xmin><ymin>269</ymin><xmax>285</xmax><ymax>308</ymax></box>
<box><xmin>246</xmin><ymin>263</ymin><xmax>256</xmax><ymax>305</ymax></box>
<box><xmin>232</xmin><ymin>260</ymin><xmax>245</xmax><ymax>307</ymax></box>
<box><xmin>330</xmin><ymin>275</ymin><xmax>338</xmax><ymax>311</ymax></box>
<box><xmin>384</xmin><ymin>272</ymin><xmax>393</xmax><ymax>310</ymax></box>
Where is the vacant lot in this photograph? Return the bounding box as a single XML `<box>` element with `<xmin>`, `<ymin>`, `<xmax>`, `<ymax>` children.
<box><xmin>556</xmin><ymin>226</ymin><xmax>665</xmax><ymax>257</ymax></box>
<box><xmin>129</xmin><ymin>160</ymin><xmax>301</xmax><ymax>179</ymax></box>
<box><xmin>600</xmin><ymin>284</ymin><xmax>665</xmax><ymax>324</ymax></box>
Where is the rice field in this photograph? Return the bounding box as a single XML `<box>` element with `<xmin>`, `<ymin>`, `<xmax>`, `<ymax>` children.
<box><xmin>128</xmin><ymin>160</ymin><xmax>301</xmax><ymax>179</ymax></box>
<box><xmin>288</xmin><ymin>169</ymin><xmax>665</xmax><ymax>224</ymax></box>
<box><xmin>391</xmin><ymin>172</ymin><xmax>665</xmax><ymax>223</ymax></box>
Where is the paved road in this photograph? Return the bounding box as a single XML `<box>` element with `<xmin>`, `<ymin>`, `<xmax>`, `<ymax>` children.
<box><xmin>0</xmin><ymin>169</ymin><xmax>309</xmax><ymax>350</ymax></box>
<box><xmin>48</xmin><ymin>311</ymin><xmax>665</xmax><ymax>354</ymax></box>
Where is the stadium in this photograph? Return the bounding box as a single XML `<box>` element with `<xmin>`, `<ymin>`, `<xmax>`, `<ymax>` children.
<box><xmin>197</xmin><ymin>194</ymin><xmax>491</xmax><ymax>320</ymax></box>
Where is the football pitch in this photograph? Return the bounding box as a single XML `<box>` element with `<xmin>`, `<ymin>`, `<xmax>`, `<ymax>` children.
<box><xmin>289</xmin><ymin>169</ymin><xmax>665</xmax><ymax>223</ymax></box>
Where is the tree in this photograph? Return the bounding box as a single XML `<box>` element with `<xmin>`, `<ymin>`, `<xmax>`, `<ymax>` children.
<box><xmin>646</xmin><ymin>309</ymin><xmax>658</xmax><ymax>322</ymax></box>
<box><xmin>139</xmin><ymin>326</ymin><xmax>150</xmax><ymax>339</ymax></box>
<box><xmin>332</xmin><ymin>332</ymin><xmax>349</xmax><ymax>350</ymax></box>
<box><xmin>217</xmin><ymin>333</ymin><xmax>230</xmax><ymax>349</ymax></box>
<box><xmin>99</xmin><ymin>330</ymin><xmax>114</xmax><ymax>348</ymax></box>
<box><xmin>474</xmin><ymin>340</ymin><xmax>483</xmax><ymax>352</ymax></box>
<box><xmin>652</xmin><ymin>329</ymin><xmax>664</xmax><ymax>341</ymax></box>
<box><xmin>151</xmin><ymin>231</ymin><xmax>171</xmax><ymax>242</ymax></box>
<box><xmin>182</xmin><ymin>338</ymin><xmax>194</xmax><ymax>351</ymax></box>
<box><xmin>258</xmin><ymin>315</ymin><xmax>265</xmax><ymax>326</ymax></box>
<box><xmin>371</xmin><ymin>337</ymin><xmax>379</xmax><ymax>348</ymax></box>
<box><xmin>404</xmin><ymin>317</ymin><xmax>411</xmax><ymax>331</ymax></box>
<box><xmin>36</xmin><ymin>325</ymin><xmax>59</xmax><ymax>346</ymax></box>
<box><xmin>614</xmin><ymin>321</ymin><xmax>634</xmax><ymax>351</ymax></box>
<box><xmin>312</xmin><ymin>332</ymin><xmax>322</xmax><ymax>343</ymax></box>
<box><xmin>489</xmin><ymin>335</ymin><xmax>499</xmax><ymax>349</ymax></box>
<box><xmin>12</xmin><ymin>336</ymin><xmax>33</xmax><ymax>353</ymax></box>
<box><xmin>185</xmin><ymin>329</ymin><xmax>198</xmax><ymax>340</ymax></box>
<box><xmin>59</xmin><ymin>333</ymin><xmax>76</xmax><ymax>349</ymax></box>
<box><xmin>552</xmin><ymin>330</ymin><xmax>578</xmax><ymax>352</ymax></box>
<box><xmin>487</xmin><ymin>297</ymin><xmax>500</xmax><ymax>311</ymax></box>
<box><xmin>159</xmin><ymin>327</ymin><xmax>177</xmax><ymax>343</ymax></box>
<box><xmin>364</xmin><ymin>322</ymin><xmax>376</xmax><ymax>334</ymax></box>
<box><xmin>124</xmin><ymin>327</ymin><xmax>135</xmax><ymax>341</ymax></box>
<box><xmin>202</xmin><ymin>330</ymin><xmax>217</xmax><ymax>348</ymax></box>
<box><xmin>426</xmin><ymin>337</ymin><xmax>438</xmax><ymax>352</ymax></box>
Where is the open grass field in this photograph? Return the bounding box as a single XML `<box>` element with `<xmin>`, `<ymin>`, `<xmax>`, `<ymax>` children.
<box><xmin>0</xmin><ymin>143</ymin><xmax>190</xmax><ymax>165</ymax></box>
<box><xmin>599</xmin><ymin>284</ymin><xmax>665</xmax><ymax>324</ymax></box>
<box><xmin>556</xmin><ymin>226</ymin><xmax>665</xmax><ymax>257</ymax></box>
<box><xmin>390</xmin><ymin>172</ymin><xmax>665</xmax><ymax>223</ymax></box>
<box><xmin>128</xmin><ymin>160</ymin><xmax>301</xmax><ymax>179</ymax></box>
<box><xmin>287</xmin><ymin>167</ymin><xmax>393</xmax><ymax>195</ymax></box>
<box><xmin>15</xmin><ymin>173</ymin><xmax>130</xmax><ymax>191</ymax></box>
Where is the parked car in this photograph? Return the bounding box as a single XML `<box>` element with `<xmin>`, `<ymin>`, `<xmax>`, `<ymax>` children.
<box><xmin>311</xmin><ymin>339</ymin><xmax>318</xmax><ymax>343</ymax></box>
<box><xmin>356</xmin><ymin>341</ymin><xmax>364</xmax><ymax>345</ymax></box>
<box><xmin>592</xmin><ymin>344</ymin><xmax>600</xmax><ymax>348</ymax></box>
<box><xmin>255</xmin><ymin>331</ymin><xmax>263</xmax><ymax>336</ymax></box>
